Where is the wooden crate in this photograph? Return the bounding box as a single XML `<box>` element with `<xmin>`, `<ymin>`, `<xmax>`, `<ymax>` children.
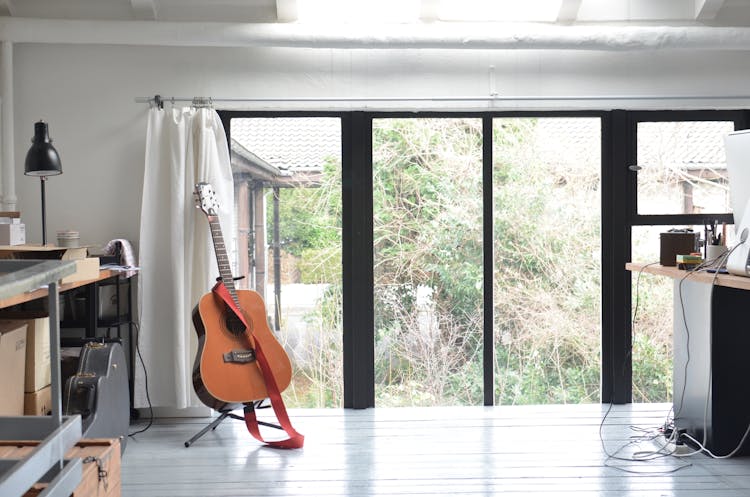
<box><xmin>0</xmin><ymin>438</ymin><xmax>121</xmax><ymax>497</ymax></box>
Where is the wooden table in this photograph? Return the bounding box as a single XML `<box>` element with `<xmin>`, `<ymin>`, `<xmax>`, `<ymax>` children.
<box><xmin>0</xmin><ymin>265</ymin><xmax>138</xmax><ymax>418</ymax></box>
<box><xmin>0</xmin><ymin>268</ymin><xmax>126</xmax><ymax>309</ymax></box>
<box><xmin>626</xmin><ymin>262</ymin><xmax>750</xmax><ymax>291</ymax></box>
<box><xmin>627</xmin><ymin>261</ymin><xmax>750</xmax><ymax>456</ymax></box>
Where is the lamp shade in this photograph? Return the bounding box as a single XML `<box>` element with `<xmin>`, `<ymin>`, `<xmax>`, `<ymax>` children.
<box><xmin>24</xmin><ymin>121</ymin><xmax>62</xmax><ymax>177</ymax></box>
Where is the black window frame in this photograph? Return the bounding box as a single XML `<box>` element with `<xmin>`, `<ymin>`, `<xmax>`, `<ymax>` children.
<box><xmin>607</xmin><ymin>109</ymin><xmax>749</xmax><ymax>405</ymax></box>
<box><xmin>628</xmin><ymin>110</ymin><xmax>747</xmax><ymax>228</ymax></box>
<box><xmin>220</xmin><ymin>108</ymin><xmax>747</xmax><ymax>409</ymax></box>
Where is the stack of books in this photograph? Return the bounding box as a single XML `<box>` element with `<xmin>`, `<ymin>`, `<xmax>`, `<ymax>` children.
<box><xmin>676</xmin><ymin>253</ymin><xmax>703</xmax><ymax>270</ymax></box>
<box><xmin>0</xmin><ymin>211</ymin><xmax>25</xmax><ymax>246</ymax></box>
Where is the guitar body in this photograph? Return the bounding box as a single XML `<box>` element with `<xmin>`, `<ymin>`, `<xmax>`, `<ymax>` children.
<box><xmin>192</xmin><ymin>288</ymin><xmax>292</xmax><ymax>410</ymax></box>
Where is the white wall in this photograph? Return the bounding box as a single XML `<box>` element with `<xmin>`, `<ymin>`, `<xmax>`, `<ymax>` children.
<box><xmin>11</xmin><ymin>41</ymin><xmax>750</xmax><ymax>251</ymax></box>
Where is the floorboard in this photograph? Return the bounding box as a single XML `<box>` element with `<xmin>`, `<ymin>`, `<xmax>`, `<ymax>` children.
<box><xmin>121</xmin><ymin>403</ymin><xmax>750</xmax><ymax>496</ymax></box>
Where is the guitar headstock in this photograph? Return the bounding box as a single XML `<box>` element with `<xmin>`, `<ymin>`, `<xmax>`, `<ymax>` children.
<box><xmin>194</xmin><ymin>182</ymin><xmax>219</xmax><ymax>217</ymax></box>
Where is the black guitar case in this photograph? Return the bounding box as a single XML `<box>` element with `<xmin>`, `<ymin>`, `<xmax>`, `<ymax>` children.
<box><xmin>63</xmin><ymin>341</ymin><xmax>129</xmax><ymax>453</ymax></box>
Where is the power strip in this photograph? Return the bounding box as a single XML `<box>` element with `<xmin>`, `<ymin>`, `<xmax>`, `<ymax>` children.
<box><xmin>657</xmin><ymin>429</ymin><xmax>698</xmax><ymax>456</ymax></box>
<box><xmin>668</xmin><ymin>442</ymin><xmax>696</xmax><ymax>456</ymax></box>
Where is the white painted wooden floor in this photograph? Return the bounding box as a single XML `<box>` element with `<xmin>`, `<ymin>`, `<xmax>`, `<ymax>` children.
<box><xmin>121</xmin><ymin>403</ymin><xmax>750</xmax><ymax>496</ymax></box>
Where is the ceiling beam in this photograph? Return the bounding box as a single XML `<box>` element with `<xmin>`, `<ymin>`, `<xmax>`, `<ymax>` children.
<box><xmin>276</xmin><ymin>0</ymin><xmax>298</xmax><ymax>22</ymax></box>
<box><xmin>695</xmin><ymin>0</ymin><xmax>725</xmax><ymax>20</ymax></box>
<box><xmin>4</xmin><ymin>18</ymin><xmax>750</xmax><ymax>51</ymax></box>
<box><xmin>557</xmin><ymin>0</ymin><xmax>582</xmax><ymax>23</ymax></box>
<box><xmin>131</xmin><ymin>0</ymin><xmax>157</xmax><ymax>21</ymax></box>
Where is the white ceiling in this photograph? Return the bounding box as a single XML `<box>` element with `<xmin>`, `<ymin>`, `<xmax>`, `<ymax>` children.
<box><xmin>2</xmin><ymin>0</ymin><xmax>750</xmax><ymax>26</ymax></box>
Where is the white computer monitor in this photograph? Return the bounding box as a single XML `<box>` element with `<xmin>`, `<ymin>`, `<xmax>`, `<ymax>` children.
<box><xmin>723</xmin><ymin>130</ymin><xmax>750</xmax><ymax>275</ymax></box>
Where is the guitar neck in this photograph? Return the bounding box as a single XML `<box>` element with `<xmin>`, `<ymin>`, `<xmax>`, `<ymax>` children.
<box><xmin>207</xmin><ymin>215</ymin><xmax>238</xmax><ymax>303</ymax></box>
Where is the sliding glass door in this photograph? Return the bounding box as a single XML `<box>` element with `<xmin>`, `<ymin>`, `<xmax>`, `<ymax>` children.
<box><xmin>372</xmin><ymin>118</ymin><xmax>484</xmax><ymax>406</ymax></box>
<box><xmin>228</xmin><ymin>116</ymin><xmax>343</xmax><ymax>407</ymax></box>
<box><xmin>369</xmin><ymin>116</ymin><xmax>601</xmax><ymax>406</ymax></box>
<box><xmin>221</xmin><ymin>109</ymin><xmax>744</xmax><ymax>408</ymax></box>
<box><xmin>492</xmin><ymin>117</ymin><xmax>602</xmax><ymax>404</ymax></box>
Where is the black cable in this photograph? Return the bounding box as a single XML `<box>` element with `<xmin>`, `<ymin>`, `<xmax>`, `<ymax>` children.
<box><xmin>598</xmin><ymin>261</ymin><xmax>693</xmax><ymax>474</ymax></box>
<box><xmin>673</xmin><ymin>266</ymin><xmax>697</xmax><ymax>421</ymax></box>
<box><xmin>598</xmin><ymin>262</ymin><xmax>641</xmax><ymax>444</ymax></box>
<box><xmin>128</xmin><ymin>321</ymin><xmax>154</xmax><ymax>437</ymax></box>
<box><xmin>631</xmin><ymin>261</ymin><xmax>659</xmax><ymax>331</ymax></box>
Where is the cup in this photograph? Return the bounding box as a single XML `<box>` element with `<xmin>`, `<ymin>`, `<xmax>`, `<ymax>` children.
<box><xmin>706</xmin><ymin>244</ymin><xmax>728</xmax><ymax>265</ymax></box>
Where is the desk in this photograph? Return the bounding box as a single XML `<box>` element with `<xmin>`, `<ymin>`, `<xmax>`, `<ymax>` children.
<box><xmin>0</xmin><ymin>268</ymin><xmax>129</xmax><ymax>309</ymax></box>
<box><xmin>627</xmin><ymin>263</ymin><xmax>750</xmax><ymax>456</ymax></box>
<box><xmin>626</xmin><ymin>263</ymin><xmax>750</xmax><ymax>291</ymax></box>
<box><xmin>0</xmin><ymin>267</ymin><xmax>137</xmax><ymax>416</ymax></box>
<box><xmin>0</xmin><ymin>259</ymin><xmax>83</xmax><ymax>497</ymax></box>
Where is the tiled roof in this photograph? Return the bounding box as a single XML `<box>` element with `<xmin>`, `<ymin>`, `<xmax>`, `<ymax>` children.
<box><xmin>231</xmin><ymin>117</ymin><xmax>341</xmax><ymax>172</ymax></box>
<box><xmin>534</xmin><ymin>118</ymin><xmax>732</xmax><ymax>170</ymax></box>
<box><xmin>535</xmin><ymin>117</ymin><xmax>601</xmax><ymax>152</ymax></box>
<box><xmin>231</xmin><ymin>116</ymin><xmax>730</xmax><ymax>174</ymax></box>
<box><xmin>636</xmin><ymin>121</ymin><xmax>734</xmax><ymax>169</ymax></box>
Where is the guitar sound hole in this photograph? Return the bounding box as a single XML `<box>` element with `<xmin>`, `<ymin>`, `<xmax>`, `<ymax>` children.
<box><xmin>225</xmin><ymin>313</ymin><xmax>247</xmax><ymax>336</ymax></box>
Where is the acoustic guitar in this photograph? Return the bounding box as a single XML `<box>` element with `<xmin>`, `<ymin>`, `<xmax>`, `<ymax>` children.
<box><xmin>191</xmin><ymin>182</ymin><xmax>292</xmax><ymax>411</ymax></box>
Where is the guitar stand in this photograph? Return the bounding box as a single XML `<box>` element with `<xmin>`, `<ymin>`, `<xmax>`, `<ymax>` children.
<box><xmin>184</xmin><ymin>400</ymin><xmax>282</xmax><ymax>448</ymax></box>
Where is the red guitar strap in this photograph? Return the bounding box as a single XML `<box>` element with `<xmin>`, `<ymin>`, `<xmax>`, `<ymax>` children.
<box><xmin>212</xmin><ymin>281</ymin><xmax>305</xmax><ymax>449</ymax></box>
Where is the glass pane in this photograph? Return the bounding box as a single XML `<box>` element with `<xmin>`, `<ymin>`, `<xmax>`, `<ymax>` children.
<box><xmin>493</xmin><ymin>117</ymin><xmax>601</xmax><ymax>404</ymax></box>
<box><xmin>230</xmin><ymin>117</ymin><xmax>342</xmax><ymax>407</ymax></box>
<box><xmin>372</xmin><ymin>118</ymin><xmax>483</xmax><ymax>406</ymax></box>
<box><xmin>631</xmin><ymin>226</ymin><xmax>674</xmax><ymax>403</ymax></box>
<box><xmin>637</xmin><ymin>121</ymin><xmax>734</xmax><ymax>215</ymax></box>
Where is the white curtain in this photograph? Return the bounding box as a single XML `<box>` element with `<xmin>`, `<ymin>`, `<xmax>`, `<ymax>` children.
<box><xmin>136</xmin><ymin>106</ymin><xmax>234</xmax><ymax>409</ymax></box>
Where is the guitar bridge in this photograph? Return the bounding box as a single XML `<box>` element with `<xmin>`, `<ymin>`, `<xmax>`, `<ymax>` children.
<box><xmin>223</xmin><ymin>349</ymin><xmax>256</xmax><ymax>364</ymax></box>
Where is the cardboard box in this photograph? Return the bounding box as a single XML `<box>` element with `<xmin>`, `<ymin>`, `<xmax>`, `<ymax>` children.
<box><xmin>0</xmin><ymin>322</ymin><xmax>27</xmax><ymax>415</ymax></box>
<box><xmin>24</xmin><ymin>384</ymin><xmax>51</xmax><ymax>415</ymax></box>
<box><xmin>0</xmin><ymin>245</ymin><xmax>101</xmax><ymax>284</ymax></box>
<box><xmin>24</xmin><ymin>317</ymin><xmax>50</xmax><ymax>392</ymax></box>
<box><xmin>0</xmin><ymin>211</ymin><xmax>21</xmax><ymax>222</ymax></box>
<box><xmin>61</xmin><ymin>257</ymin><xmax>101</xmax><ymax>284</ymax></box>
<box><xmin>0</xmin><ymin>316</ymin><xmax>51</xmax><ymax>392</ymax></box>
<box><xmin>0</xmin><ymin>244</ymin><xmax>88</xmax><ymax>261</ymax></box>
<box><xmin>0</xmin><ymin>222</ymin><xmax>25</xmax><ymax>245</ymax></box>
<box><xmin>60</xmin><ymin>246</ymin><xmax>89</xmax><ymax>261</ymax></box>
<box><xmin>0</xmin><ymin>438</ymin><xmax>121</xmax><ymax>497</ymax></box>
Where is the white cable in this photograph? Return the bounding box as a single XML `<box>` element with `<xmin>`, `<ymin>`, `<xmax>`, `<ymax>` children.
<box><xmin>681</xmin><ymin>429</ymin><xmax>750</xmax><ymax>459</ymax></box>
<box><xmin>598</xmin><ymin>262</ymin><xmax>692</xmax><ymax>474</ymax></box>
<box><xmin>675</xmin><ymin>243</ymin><xmax>750</xmax><ymax>459</ymax></box>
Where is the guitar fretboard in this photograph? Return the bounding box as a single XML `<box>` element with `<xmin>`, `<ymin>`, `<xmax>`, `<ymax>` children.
<box><xmin>207</xmin><ymin>215</ymin><xmax>239</xmax><ymax>308</ymax></box>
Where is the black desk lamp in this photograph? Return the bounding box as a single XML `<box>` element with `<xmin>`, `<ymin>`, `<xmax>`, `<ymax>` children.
<box><xmin>24</xmin><ymin>121</ymin><xmax>62</xmax><ymax>246</ymax></box>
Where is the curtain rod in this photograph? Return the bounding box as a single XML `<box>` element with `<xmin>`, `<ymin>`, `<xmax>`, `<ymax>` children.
<box><xmin>136</xmin><ymin>94</ymin><xmax>750</xmax><ymax>107</ymax></box>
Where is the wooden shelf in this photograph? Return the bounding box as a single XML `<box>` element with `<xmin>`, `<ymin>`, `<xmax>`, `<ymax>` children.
<box><xmin>0</xmin><ymin>259</ymin><xmax>83</xmax><ymax>497</ymax></box>
<box><xmin>626</xmin><ymin>262</ymin><xmax>750</xmax><ymax>291</ymax></box>
<box><xmin>0</xmin><ymin>269</ymin><xmax>126</xmax><ymax>309</ymax></box>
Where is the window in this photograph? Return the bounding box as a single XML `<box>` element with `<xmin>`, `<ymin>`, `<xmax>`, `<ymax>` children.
<box><xmin>219</xmin><ymin>109</ymin><xmax>746</xmax><ymax>408</ymax></box>
<box><xmin>493</xmin><ymin>117</ymin><xmax>602</xmax><ymax>404</ymax></box>
<box><xmin>629</xmin><ymin>112</ymin><xmax>744</xmax><ymax>403</ymax></box>
<box><xmin>636</xmin><ymin>121</ymin><xmax>734</xmax><ymax>217</ymax></box>
<box><xmin>372</xmin><ymin>117</ymin><xmax>484</xmax><ymax>406</ymax></box>
<box><xmin>228</xmin><ymin>116</ymin><xmax>343</xmax><ymax>407</ymax></box>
